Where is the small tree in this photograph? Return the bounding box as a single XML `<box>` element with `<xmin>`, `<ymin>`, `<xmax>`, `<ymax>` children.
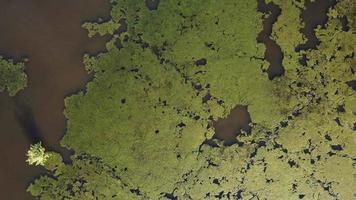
<box><xmin>26</xmin><ymin>142</ymin><xmax>49</xmax><ymax>166</ymax></box>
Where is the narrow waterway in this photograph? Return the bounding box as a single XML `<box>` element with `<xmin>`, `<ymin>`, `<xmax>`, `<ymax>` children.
<box><xmin>257</xmin><ymin>0</ymin><xmax>284</xmax><ymax>80</ymax></box>
<box><xmin>0</xmin><ymin>0</ymin><xmax>110</xmax><ymax>199</ymax></box>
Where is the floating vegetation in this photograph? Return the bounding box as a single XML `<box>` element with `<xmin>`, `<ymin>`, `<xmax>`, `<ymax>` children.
<box><xmin>27</xmin><ymin>0</ymin><xmax>355</xmax><ymax>199</ymax></box>
<box><xmin>0</xmin><ymin>56</ymin><xmax>27</xmax><ymax>96</ymax></box>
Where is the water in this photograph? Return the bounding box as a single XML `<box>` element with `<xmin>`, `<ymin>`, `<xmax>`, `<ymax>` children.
<box><xmin>213</xmin><ymin>105</ymin><xmax>252</xmax><ymax>146</ymax></box>
<box><xmin>257</xmin><ymin>0</ymin><xmax>284</xmax><ymax>80</ymax></box>
<box><xmin>296</xmin><ymin>0</ymin><xmax>337</xmax><ymax>51</ymax></box>
<box><xmin>0</xmin><ymin>0</ymin><xmax>110</xmax><ymax>199</ymax></box>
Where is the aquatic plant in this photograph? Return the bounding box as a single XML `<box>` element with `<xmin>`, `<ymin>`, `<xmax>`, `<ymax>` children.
<box><xmin>27</xmin><ymin>0</ymin><xmax>355</xmax><ymax>199</ymax></box>
<box><xmin>0</xmin><ymin>56</ymin><xmax>27</xmax><ymax>96</ymax></box>
<box><xmin>26</xmin><ymin>142</ymin><xmax>50</xmax><ymax>166</ymax></box>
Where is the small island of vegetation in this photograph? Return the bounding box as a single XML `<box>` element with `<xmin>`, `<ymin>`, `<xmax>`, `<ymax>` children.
<box><xmin>0</xmin><ymin>56</ymin><xmax>27</xmax><ymax>96</ymax></box>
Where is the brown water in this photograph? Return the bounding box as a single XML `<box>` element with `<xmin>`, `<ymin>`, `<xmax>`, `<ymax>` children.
<box><xmin>296</xmin><ymin>0</ymin><xmax>337</xmax><ymax>51</ymax></box>
<box><xmin>0</xmin><ymin>0</ymin><xmax>110</xmax><ymax>199</ymax></box>
<box><xmin>257</xmin><ymin>0</ymin><xmax>284</xmax><ymax>80</ymax></box>
<box><xmin>213</xmin><ymin>105</ymin><xmax>252</xmax><ymax>146</ymax></box>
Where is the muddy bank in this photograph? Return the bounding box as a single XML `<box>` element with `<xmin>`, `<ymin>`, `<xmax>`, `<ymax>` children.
<box><xmin>0</xmin><ymin>0</ymin><xmax>110</xmax><ymax>199</ymax></box>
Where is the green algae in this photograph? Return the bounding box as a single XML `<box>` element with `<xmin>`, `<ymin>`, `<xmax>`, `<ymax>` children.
<box><xmin>267</xmin><ymin>0</ymin><xmax>306</xmax><ymax>71</ymax></box>
<box><xmin>27</xmin><ymin>0</ymin><xmax>355</xmax><ymax>199</ymax></box>
<box><xmin>0</xmin><ymin>56</ymin><xmax>27</xmax><ymax>96</ymax></box>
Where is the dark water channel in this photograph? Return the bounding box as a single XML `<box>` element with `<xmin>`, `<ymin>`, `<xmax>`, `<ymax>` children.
<box><xmin>257</xmin><ymin>0</ymin><xmax>284</xmax><ymax>80</ymax></box>
<box><xmin>0</xmin><ymin>0</ymin><xmax>110</xmax><ymax>199</ymax></box>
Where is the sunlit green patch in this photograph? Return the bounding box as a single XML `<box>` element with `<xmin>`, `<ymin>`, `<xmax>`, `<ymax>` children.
<box><xmin>0</xmin><ymin>56</ymin><xmax>27</xmax><ymax>96</ymax></box>
<box><xmin>27</xmin><ymin>0</ymin><xmax>355</xmax><ymax>199</ymax></box>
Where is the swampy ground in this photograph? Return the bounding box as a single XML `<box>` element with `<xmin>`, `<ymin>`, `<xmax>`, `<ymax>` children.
<box><xmin>0</xmin><ymin>0</ymin><xmax>355</xmax><ymax>199</ymax></box>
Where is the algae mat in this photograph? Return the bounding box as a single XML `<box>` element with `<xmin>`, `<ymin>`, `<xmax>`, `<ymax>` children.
<box><xmin>24</xmin><ymin>0</ymin><xmax>355</xmax><ymax>199</ymax></box>
<box><xmin>0</xmin><ymin>56</ymin><xmax>27</xmax><ymax>96</ymax></box>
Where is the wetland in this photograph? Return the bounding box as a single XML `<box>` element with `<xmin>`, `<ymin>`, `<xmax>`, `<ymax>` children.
<box><xmin>0</xmin><ymin>0</ymin><xmax>355</xmax><ymax>199</ymax></box>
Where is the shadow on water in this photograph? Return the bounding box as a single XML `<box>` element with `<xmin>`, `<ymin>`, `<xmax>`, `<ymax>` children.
<box><xmin>14</xmin><ymin>99</ymin><xmax>44</xmax><ymax>144</ymax></box>
<box><xmin>257</xmin><ymin>0</ymin><xmax>285</xmax><ymax>80</ymax></box>
<box><xmin>211</xmin><ymin>105</ymin><xmax>252</xmax><ymax>146</ymax></box>
<box><xmin>296</xmin><ymin>0</ymin><xmax>337</xmax><ymax>51</ymax></box>
<box><xmin>0</xmin><ymin>0</ymin><xmax>111</xmax><ymax>199</ymax></box>
<box><xmin>14</xmin><ymin>98</ymin><xmax>76</xmax><ymax>165</ymax></box>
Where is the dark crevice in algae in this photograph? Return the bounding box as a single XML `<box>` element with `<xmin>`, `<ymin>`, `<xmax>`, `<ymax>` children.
<box><xmin>339</xmin><ymin>16</ymin><xmax>350</xmax><ymax>32</ymax></box>
<box><xmin>257</xmin><ymin>0</ymin><xmax>285</xmax><ymax>80</ymax></box>
<box><xmin>346</xmin><ymin>80</ymin><xmax>356</xmax><ymax>91</ymax></box>
<box><xmin>195</xmin><ymin>58</ymin><xmax>207</xmax><ymax>66</ymax></box>
<box><xmin>296</xmin><ymin>0</ymin><xmax>337</xmax><ymax>51</ymax></box>
<box><xmin>117</xmin><ymin>18</ymin><xmax>128</xmax><ymax>35</ymax></box>
<box><xmin>114</xmin><ymin>18</ymin><xmax>128</xmax><ymax>49</ymax></box>
<box><xmin>162</xmin><ymin>192</ymin><xmax>178</xmax><ymax>200</ymax></box>
<box><xmin>201</xmin><ymin>138</ymin><xmax>220</xmax><ymax>148</ymax></box>
<box><xmin>212</xmin><ymin>105</ymin><xmax>252</xmax><ymax>146</ymax></box>
<box><xmin>145</xmin><ymin>0</ymin><xmax>160</xmax><ymax>11</ymax></box>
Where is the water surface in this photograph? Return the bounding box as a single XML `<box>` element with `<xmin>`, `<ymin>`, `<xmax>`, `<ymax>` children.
<box><xmin>0</xmin><ymin>0</ymin><xmax>110</xmax><ymax>199</ymax></box>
